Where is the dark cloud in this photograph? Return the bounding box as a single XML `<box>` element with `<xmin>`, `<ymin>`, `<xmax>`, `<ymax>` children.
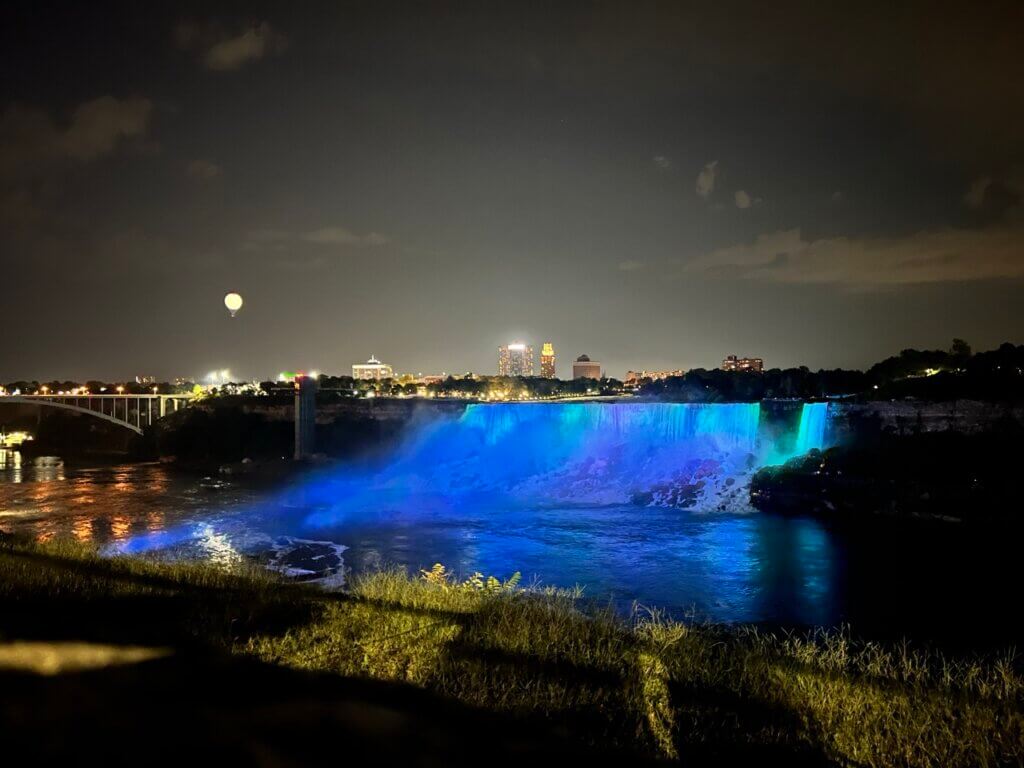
<box><xmin>0</xmin><ymin>96</ymin><xmax>154</xmax><ymax>250</ymax></box>
<box><xmin>963</xmin><ymin>173</ymin><xmax>1023</xmax><ymax>224</ymax></box>
<box><xmin>175</xmin><ymin>20</ymin><xmax>288</xmax><ymax>72</ymax></box>
<box><xmin>686</xmin><ymin>225</ymin><xmax>1024</xmax><ymax>287</ymax></box>
<box><xmin>0</xmin><ymin>97</ymin><xmax>152</xmax><ymax>178</ymax></box>
<box><xmin>696</xmin><ymin>161</ymin><xmax>718</xmax><ymax>199</ymax></box>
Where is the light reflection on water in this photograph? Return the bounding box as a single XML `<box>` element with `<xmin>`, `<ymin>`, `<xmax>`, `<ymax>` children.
<box><xmin>0</xmin><ymin>448</ymin><xmax>22</xmax><ymax>480</ymax></box>
<box><xmin>0</xmin><ymin>452</ymin><xmax>838</xmax><ymax>625</ymax></box>
<box><xmin>0</xmin><ymin>449</ymin><xmax>67</xmax><ymax>484</ymax></box>
<box><xmin>0</xmin><ymin>453</ymin><xmax>259</xmax><ymax>548</ymax></box>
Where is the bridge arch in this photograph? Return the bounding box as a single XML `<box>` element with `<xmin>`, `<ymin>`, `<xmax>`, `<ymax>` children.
<box><xmin>0</xmin><ymin>395</ymin><xmax>192</xmax><ymax>435</ymax></box>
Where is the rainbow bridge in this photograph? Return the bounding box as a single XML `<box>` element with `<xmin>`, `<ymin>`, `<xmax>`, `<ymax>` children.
<box><xmin>0</xmin><ymin>393</ymin><xmax>193</xmax><ymax>435</ymax></box>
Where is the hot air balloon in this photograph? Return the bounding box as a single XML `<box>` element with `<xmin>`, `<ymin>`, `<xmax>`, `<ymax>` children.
<box><xmin>224</xmin><ymin>292</ymin><xmax>243</xmax><ymax>317</ymax></box>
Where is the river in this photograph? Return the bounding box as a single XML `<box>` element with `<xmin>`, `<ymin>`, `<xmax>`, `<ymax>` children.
<box><xmin>1</xmin><ymin>446</ymin><xmax>1018</xmax><ymax>651</ymax></box>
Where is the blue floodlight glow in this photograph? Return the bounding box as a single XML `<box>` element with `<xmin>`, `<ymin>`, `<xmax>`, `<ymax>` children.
<box><xmin>275</xmin><ymin>401</ymin><xmax>834</xmax><ymax>530</ymax></box>
<box><xmin>112</xmin><ymin>401</ymin><xmax>835</xmax><ymax>567</ymax></box>
<box><xmin>102</xmin><ymin>400</ymin><xmax>842</xmax><ymax>623</ymax></box>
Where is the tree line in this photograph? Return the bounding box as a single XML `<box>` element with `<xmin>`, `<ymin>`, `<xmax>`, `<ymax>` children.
<box><xmin>641</xmin><ymin>340</ymin><xmax>1024</xmax><ymax>402</ymax></box>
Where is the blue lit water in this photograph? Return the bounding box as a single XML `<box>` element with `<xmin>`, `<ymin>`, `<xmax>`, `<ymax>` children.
<box><xmin>281</xmin><ymin>500</ymin><xmax>839</xmax><ymax>626</ymax></box>
<box><xmin>220</xmin><ymin>401</ymin><xmax>834</xmax><ymax>624</ymax></box>
<box><xmin>7</xmin><ymin>401</ymin><xmax>1019</xmax><ymax>646</ymax></box>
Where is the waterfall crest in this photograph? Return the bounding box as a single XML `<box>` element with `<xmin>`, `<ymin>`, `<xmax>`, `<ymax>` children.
<box><xmin>301</xmin><ymin>401</ymin><xmax>834</xmax><ymax>522</ymax></box>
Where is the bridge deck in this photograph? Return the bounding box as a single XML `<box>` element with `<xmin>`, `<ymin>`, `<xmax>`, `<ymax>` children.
<box><xmin>0</xmin><ymin>394</ymin><xmax>193</xmax><ymax>435</ymax></box>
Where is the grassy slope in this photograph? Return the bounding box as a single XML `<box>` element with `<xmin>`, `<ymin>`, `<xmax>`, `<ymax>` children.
<box><xmin>1</xmin><ymin>537</ymin><xmax>1021</xmax><ymax>766</ymax></box>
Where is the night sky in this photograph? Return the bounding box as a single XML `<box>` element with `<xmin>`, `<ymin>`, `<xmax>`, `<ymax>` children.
<box><xmin>2</xmin><ymin>1</ymin><xmax>1022</xmax><ymax>381</ymax></box>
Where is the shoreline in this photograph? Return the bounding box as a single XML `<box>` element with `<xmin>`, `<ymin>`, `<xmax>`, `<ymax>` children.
<box><xmin>1</xmin><ymin>535</ymin><xmax>1020</xmax><ymax>766</ymax></box>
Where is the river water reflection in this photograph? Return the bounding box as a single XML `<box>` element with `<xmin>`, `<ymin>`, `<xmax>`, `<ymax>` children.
<box><xmin>0</xmin><ymin>449</ymin><xmax>1018</xmax><ymax>649</ymax></box>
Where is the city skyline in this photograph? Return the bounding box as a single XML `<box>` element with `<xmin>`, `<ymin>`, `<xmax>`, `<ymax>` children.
<box><xmin>2</xmin><ymin>3</ymin><xmax>1023</xmax><ymax>381</ymax></box>
<box><xmin>4</xmin><ymin>336</ymin><xmax>1013</xmax><ymax>384</ymax></box>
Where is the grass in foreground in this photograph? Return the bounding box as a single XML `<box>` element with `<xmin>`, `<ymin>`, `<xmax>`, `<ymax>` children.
<box><xmin>1</xmin><ymin>536</ymin><xmax>1021</xmax><ymax>766</ymax></box>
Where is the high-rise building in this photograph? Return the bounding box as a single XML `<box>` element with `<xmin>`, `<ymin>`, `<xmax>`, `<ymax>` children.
<box><xmin>572</xmin><ymin>354</ymin><xmax>602</xmax><ymax>380</ymax></box>
<box><xmin>721</xmin><ymin>355</ymin><xmax>764</xmax><ymax>373</ymax></box>
<box><xmin>498</xmin><ymin>343</ymin><xmax>534</xmax><ymax>377</ymax></box>
<box><xmin>352</xmin><ymin>355</ymin><xmax>394</xmax><ymax>380</ymax></box>
<box><xmin>540</xmin><ymin>342</ymin><xmax>556</xmax><ymax>378</ymax></box>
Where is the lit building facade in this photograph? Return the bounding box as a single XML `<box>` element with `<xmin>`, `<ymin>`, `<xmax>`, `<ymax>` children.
<box><xmin>572</xmin><ymin>354</ymin><xmax>602</xmax><ymax>380</ymax></box>
<box><xmin>498</xmin><ymin>343</ymin><xmax>534</xmax><ymax>377</ymax></box>
<box><xmin>721</xmin><ymin>355</ymin><xmax>764</xmax><ymax>373</ymax></box>
<box><xmin>540</xmin><ymin>342</ymin><xmax>556</xmax><ymax>378</ymax></box>
<box><xmin>353</xmin><ymin>355</ymin><xmax>394</xmax><ymax>380</ymax></box>
<box><xmin>625</xmin><ymin>369</ymin><xmax>685</xmax><ymax>385</ymax></box>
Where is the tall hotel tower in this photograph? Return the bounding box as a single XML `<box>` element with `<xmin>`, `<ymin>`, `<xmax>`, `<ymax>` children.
<box><xmin>498</xmin><ymin>342</ymin><xmax>534</xmax><ymax>377</ymax></box>
<box><xmin>540</xmin><ymin>342</ymin><xmax>556</xmax><ymax>378</ymax></box>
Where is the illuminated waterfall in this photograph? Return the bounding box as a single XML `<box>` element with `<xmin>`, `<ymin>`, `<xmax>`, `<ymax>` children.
<box><xmin>113</xmin><ymin>401</ymin><xmax>841</xmax><ymax>561</ymax></box>
<box><xmin>793</xmin><ymin>403</ymin><xmax>829</xmax><ymax>456</ymax></box>
<box><xmin>302</xmin><ymin>402</ymin><xmax>767</xmax><ymax>516</ymax></box>
<box><xmin>112</xmin><ymin>401</ymin><xmax>841</xmax><ymax>563</ymax></box>
<box><xmin>289</xmin><ymin>400</ymin><xmax>843</xmax><ymax>525</ymax></box>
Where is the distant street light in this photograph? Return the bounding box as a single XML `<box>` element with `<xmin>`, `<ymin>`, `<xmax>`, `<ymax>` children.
<box><xmin>116</xmin><ymin>386</ymin><xmax>124</xmax><ymax>394</ymax></box>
